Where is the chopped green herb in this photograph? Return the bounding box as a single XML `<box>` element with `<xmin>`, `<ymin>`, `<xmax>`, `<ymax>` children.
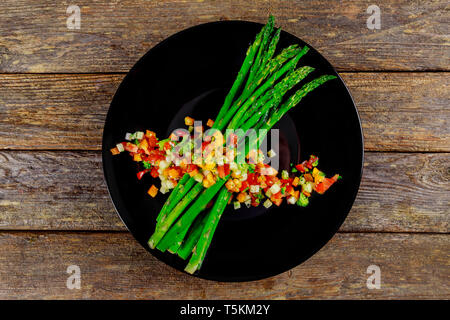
<box><xmin>142</xmin><ymin>161</ymin><xmax>152</xmax><ymax>169</ymax></box>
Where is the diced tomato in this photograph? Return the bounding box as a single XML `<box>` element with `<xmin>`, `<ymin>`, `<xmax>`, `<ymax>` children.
<box><xmin>304</xmin><ymin>160</ymin><xmax>313</xmax><ymax>170</ymax></box>
<box><xmin>272</xmin><ymin>197</ymin><xmax>283</xmax><ymax>206</ymax></box>
<box><xmin>315</xmin><ymin>175</ymin><xmax>338</xmax><ymax>194</ymax></box>
<box><xmin>150</xmin><ymin>167</ymin><xmax>159</xmax><ymax>178</ymax></box>
<box><xmin>201</xmin><ymin>141</ymin><xmax>207</xmax><ymax>151</ymax></box>
<box><xmin>295</xmin><ymin>164</ymin><xmax>306</xmax><ymax>173</ymax></box>
<box><xmin>217</xmin><ymin>165</ymin><xmax>226</xmax><ymax>179</ymax></box>
<box><xmin>137</xmin><ymin>170</ymin><xmax>148</xmax><ymax>180</ymax></box>
<box><xmin>265</xmin><ymin>175</ymin><xmax>277</xmax><ymax>187</ymax></box>
<box><xmin>124</xmin><ymin>142</ymin><xmax>138</xmax><ymax>153</ymax></box>
<box><xmin>148</xmin><ymin>149</ymin><xmax>165</xmax><ymax>163</ymax></box>
<box><xmin>273</xmin><ymin>192</ymin><xmax>282</xmax><ymax>200</ymax></box>
<box><xmin>308</xmin><ymin>155</ymin><xmax>319</xmax><ymax>167</ymax></box>
<box><xmin>147</xmin><ymin>135</ymin><xmax>158</xmax><ymax>148</ymax></box>
<box><xmin>163</xmin><ymin>141</ymin><xmax>172</xmax><ymax>151</ymax></box>
<box><xmin>239</xmin><ymin>180</ymin><xmax>249</xmax><ymax>192</ymax></box>
<box><xmin>247</xmin><ymin>173</ymin><xmax>257</xmax><ymax>185</ymax></box>
<box><xmin>223</xmin><ymin>163</ymin><xmax>230</xmax><ymax>176</ymax></box>
<box><xmin>286</xmin><ymin>185</ymin><xmax>294</xmax><ymax>195</ymax></box>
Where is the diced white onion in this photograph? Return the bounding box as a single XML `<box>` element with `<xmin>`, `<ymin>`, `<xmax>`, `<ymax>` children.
<box><xmin>263</xmin><ymin>199</ymin><xmax>273</xmax><ymax>208</ymax></box>
<box><xmin>159</xmin><ymin>160</ymin><xmax>169</xmax><ymax>170</ymax></box>
<box><xmin>250</xmin><ymin>185</ymin><xmax>260</xmax><ymax>193</ymax></box>
<box><xmin>287</xmin><ymin>196</ymin><xmax>296</xmax><ymax>205</ymax></box>
<box><xmin>303</xmin><ymin>182</ymin><xmax>313</xmax><ymax>194</ymax></box>
<box><xmin>135</xmin><ymin>131</ymin><xmax>144</xmax><ymax>140</ymax></box>
<box><xmin>125</xmin><ymin>133</ymin><xmax>133</xmax><ymax>141</ymax></box>
<box><xmin>116</xmin><ymin>143</ymin><xmax>124</xmax><ymax>152</ymax></box>
<box><xmin>269</xmin><ymin>183</ymin><xmax>281</xmax><ymax>194</ymax></box>
<box><xmin>233</xmin><ymin>202</ymin><xmax>241</xmax><ymax>210</ymax></box>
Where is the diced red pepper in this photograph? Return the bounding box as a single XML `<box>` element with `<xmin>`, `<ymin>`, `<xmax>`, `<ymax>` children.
<box><xmin>186</xmin><ymin>164</ymin><xmax>197</xmax><ymax>173</ymax></box>
<box><xmin>304</xmin><ymin>160</ymin><xmax>313</xmax><ymax>170</ymax></box>
<box><xmin>163</xmin><ymin>141</ymin><xmax>172</xmax><ymax>151</ymax></box>
<box><xmin>273</xmin><ymin>192</ymin><xmax>282</xmax><ymax>200</ymax></box>
<box><xmin>148</xmin><ymin>149</ymin><xmax>165</xmax><ymax>163</ymax></box>
<box><xmin>124</xmin><ymin>142</ymin><xmax>138</xmax><ymax>153</ymax></box>
<box><xmin>147</xmin><ymin>135</ymin><xmax>158</xmax><ymax>148</ymax></box>
<box><xmin>150</xmin><ymin>167</ymin><xmax>159</xmax><ymax>178</ymax></box>
<box><xmin>137</xmin><ymin>170</ymin><xmax>148</xmax><ymax>180</ymax></box>
<box><xmin>295</xmin><ymin>164</ymin><xmax>306</xmax><ymax>173</ymax></box>
<box><xmin>223</xmin><ymin>163</ymin><xmax>230</xmax><ymax>176</ymax></box>
<box><xmin>239</xmin><ymin>180</ymin><xmax>249</xmax><ymax>192</ymax></box>
<box><xmin>217</xmin><ymin>165</ymin><xmax>226</xmax><ymax>179</ymax></box>
<box><xmin>247</xmin><ymin>173</ymin><xmax>257</xmax><ymax>185</ymax></box>
<box><xmin>272</xmin><ymin>197</ymin><xmax>283</xmax><ymax>206</ymax></box>
<box><xmin>315</xmin><ymin>174</ymin><xmax>339</xmax><ymax>194</ymax></box>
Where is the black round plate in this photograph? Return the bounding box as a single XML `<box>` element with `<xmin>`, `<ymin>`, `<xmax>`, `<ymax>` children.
<box><xmin>102</xmin><ymin>20</ymin><xmax>364</xmax><ymax>282</ymax></box>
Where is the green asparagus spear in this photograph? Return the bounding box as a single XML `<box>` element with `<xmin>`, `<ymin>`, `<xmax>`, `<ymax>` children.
<box><xmin>257</xmin><ymin>27</ymin><xmax>281</xmax><ymax>77</ymax></box>
<box><xmin>217</xmin><ymin>48</ymin><xmax>301</xmax><ymax>130</ymax></box>
<box><xmin>224</xmin><ymin>48</ymin><xmax>309</xmax><ymax>130</ymax></box>
<box><xmin>244</xmin><ymin>16</ymin><xmax>275</xmax><ymax>89</ymax></box>
<box><xmin>148</xmin><ymin>182</ymin><xmax>204</xmax><ymax>249</ymax></box>
<box><xmin>214</xmin><ymin>22</ymin><xmax>265</xmax><ymax>122</ymax></box>
<box><xmin>237</xmin><ymin>65</ymin><xmax>315</xmax><ymax>130</ymax></box>
<box><xmin>156</xmin><ymin>173</ymin><xmax>190</xmax><ymax>223</ymax></box>
<box><xmin>176</xmin><ymin>212</ymin><xmax>208</xmax><ymax>259</ymax></box>
<box><xmin>154</xmin><ymin>177</ymin><xmax>228</xmax><ymax>252</ymax></box>
<box><xmin>185</xmin><ymin>187</ymin><xmax>231</xmax><ymax>274</ymax></box>
<box><xmin>213</xmin><ymin>45</ymin><xmax>301</xmax><ymax>130</ymax></box>
<box><xmin>262</xmin><ymin>75</ymin><xmax>337</xmax><ymax>131</ymax></box>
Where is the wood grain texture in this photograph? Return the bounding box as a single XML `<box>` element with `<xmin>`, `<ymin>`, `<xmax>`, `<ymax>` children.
<box><xmin>0</xmin><ymin>0</ymin><xmax>448</xmax><ymax>73</ymax></box>
<box><xmin>0</xmin><ymin>232</ymin><xmax>447</xmax><ymax>299</ymax></box>
<box><xmin>0</xmin><ymin>151</ymin><xmax>448</xmax><ymax>232</ymax></box>
<box><xmin>0</xmin><ymin>73</ymin><xmax>448</xmax><ymax>151</ymax></box>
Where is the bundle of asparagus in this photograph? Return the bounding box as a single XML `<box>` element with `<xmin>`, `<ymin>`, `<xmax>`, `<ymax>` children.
<box><xmin>146</xmin><ymin>16</ymin><xmax>336</xmax><ymax>274</ymax></box>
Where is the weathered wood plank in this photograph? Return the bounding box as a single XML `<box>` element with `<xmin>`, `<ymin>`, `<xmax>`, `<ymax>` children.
<box><xmin>0</xmin><ymin>0</ymin><xmax>448</xmax><ymax>72</ymax></box>
<box><xmin>0</xmin><ymin>73</ymin><xmax>448</xmax><ymax>152</ymax></box>
<box><xmin>0</xmin><ymin>232</ymin><xmax>447</xmax><ymax>299</ymax></box>
<box><xmin>0</xmin><ymin>151</ymin><xmax>448</xmax><ymax>232</ymax></box>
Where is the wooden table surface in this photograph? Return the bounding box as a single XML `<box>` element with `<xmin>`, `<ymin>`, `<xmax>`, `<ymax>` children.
<box><xmin>0</xmin><ymin>0</ymin><xmax>448</xmax><ymax>299</ymax></box>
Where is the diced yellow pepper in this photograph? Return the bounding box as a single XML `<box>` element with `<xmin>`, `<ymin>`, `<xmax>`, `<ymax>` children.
<box><xmin>184</xmin><ymin>116</ymin><xmax>194</xmax><ymax>126</ymax></box>
<box><xmin>148</xmin><ymin>185</ymin><xmax>158</xmax><ymax>197</ymax></box>
<box><xmin>133</xmin><ymin>153</ymin><xmax>142</xmax><ymax>161</ymax></box>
